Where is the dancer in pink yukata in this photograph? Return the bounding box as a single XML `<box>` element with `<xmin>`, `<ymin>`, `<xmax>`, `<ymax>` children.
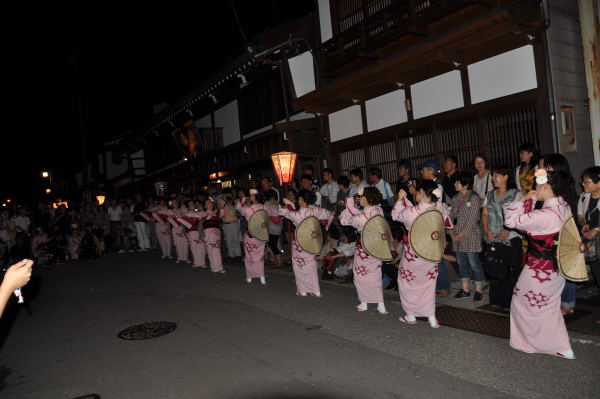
<box><xmin>179</xmin><ymin>201</ymin><xmax>207</xmax><ymax>269</ymax></box>
<box><xmin>236</xmin><ymin>190</ymin><xmax>267</xmax><ymax>285</ymax></box>
<box><xmin>503</xmin><ymin>170</ymin><xmax>577</xmax><ymax>359</ymax></box>
<box><xmin>201</xmin><ymin>198</ymin><xmax>224</xmax><ymax>273</ymax></box>
<box><xmin>392</xmin><ymin>180</ymin><xmax>452</xmax><ymax>328</ymax></box>
<box><xmin>163</xmin><ymin>200</ymin><xmax>189</xmax><ymax>263</ymax></box>
<box><xmin>279</xmin><ymin>189</ymin><xmax>334</xmax><ymax>297</ymax></box>
<box><xmin>339</xmin><ymin>187</ymin><xmax>388</xmax><ymax>314</ymax></box>
<box><xmin>151</xmin><ymin>200</ymin><xmax>172</xmax><ymax>259</ymax></box>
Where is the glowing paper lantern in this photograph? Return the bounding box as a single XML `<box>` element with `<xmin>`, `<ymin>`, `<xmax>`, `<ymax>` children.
<box><xmin>271</xmin><ymin>152</ymin><xmax>297</xmax><ymax>184</ymax></box>
<box><xmin>96</xmin><ymin>195</ymin><xmax>106</xmax><ymax>205</ymax></box>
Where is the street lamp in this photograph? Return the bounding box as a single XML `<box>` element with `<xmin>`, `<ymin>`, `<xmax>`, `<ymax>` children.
<box><xmin>96</xmin><ymin>195</ymin><xmax>106</xmax><ymax>205</ymax></box>
<box><xmin>45</xmin><ymin>188</ymin><xmax>51</xmax><ymax>194</ymax></box>
<box><xmin>271</xmin><ymin>152</ymin><xmax>297</xmax><ymax>184</ymax></box>
<box><xmin>42</xmin><ymin>171</ymin><xmax>49</xmax><ymax>178</ymax></box>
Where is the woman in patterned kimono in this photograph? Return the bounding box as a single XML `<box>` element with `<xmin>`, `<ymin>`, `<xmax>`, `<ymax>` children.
<box><xmin>152</xmin><ymin>200</ymin><xmax>173</xmax><ymax>259</ymax></box>
<box><xmin>279</xmin><ymin>189</ymin><xmax>334</xmax><ymax>297</ymax></box>
<box><xmin>392</xmin><ymin>180</ymin><xmax>453</xmax><ymax>328</ymax></box>
<box><xmin>235</xmin><ymin>190</ymin><xmax>267</xmax><ymax>285</ymax></box>
<box><xmin>201</xmin><ymin>198</ymin><xmax>224</xmax><ymax>273</ymax></box>
<box><xmin>160</xmin><ymin>200</ymin><xmax>189</xmax><ymax>263</ymax></box>
<box><xmin>503</xmin><ymin>170</ymin><xmax>577</xmax><ymax>359</ymax></box>
<box><xmin>339</xmin><ymin>187</ymin><xmax>388</xmax><ymax>314</ymax></box>
<box><xmin>179</xmin><ymin>201</ymin><xmax>207</xmax><ymax>269</ymax></box>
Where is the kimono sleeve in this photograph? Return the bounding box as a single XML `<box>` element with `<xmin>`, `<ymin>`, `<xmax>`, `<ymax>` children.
<box><xmin>391</xmin><ymin>197</ymin><xmax>415</xmax><ymax>224</ymax></box>
<box><xmin>339</xmin><ymin>198</ymin><xmax>365</xmax><ymax>229</ymax></box>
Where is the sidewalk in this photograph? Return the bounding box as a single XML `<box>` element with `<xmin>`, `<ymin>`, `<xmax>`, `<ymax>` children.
<box><xmin>229</xmin><ymin>255</ymin><xmax>600</xmax><ymax>338</ymax></box>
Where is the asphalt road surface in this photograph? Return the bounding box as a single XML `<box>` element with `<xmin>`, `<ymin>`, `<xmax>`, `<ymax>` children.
<box><xmin>0</xmin><ymin>252</ymin><xmax>598</xmax><ymax>399</ymax></box>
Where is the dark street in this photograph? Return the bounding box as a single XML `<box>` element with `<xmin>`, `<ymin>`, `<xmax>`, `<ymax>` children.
<box><xmin>0</xmin><ymin>253</ymin><xmax>598</xmax><ymax>399</ymax></box>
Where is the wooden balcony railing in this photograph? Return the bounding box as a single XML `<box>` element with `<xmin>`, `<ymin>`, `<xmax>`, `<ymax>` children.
<box><xmin>323</xmin><ymin>0</ymin><xmax>476</xmax><ymax>70</ymax></box>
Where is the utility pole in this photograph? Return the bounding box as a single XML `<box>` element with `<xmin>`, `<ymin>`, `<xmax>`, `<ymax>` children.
<box><xmin>72</xmin><ymin>52</ymin><xmax>91</xmax><ymax>201</ymax></box>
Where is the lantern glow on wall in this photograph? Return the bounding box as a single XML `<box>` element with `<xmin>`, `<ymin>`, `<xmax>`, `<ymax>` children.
<box><xmin>271</xmin><ymin>152</ymin><xmax>297</xmax><ymax>184</ymax></box>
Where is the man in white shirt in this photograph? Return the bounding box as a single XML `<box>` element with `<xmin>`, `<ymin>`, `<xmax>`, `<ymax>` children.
<box><xmin>14</xmin><ymin>208</ymin><xmax>31</xmax><ymax>235</ymax></box>
<box><xmin>319</xmin><ymin>168</ymin><xmax>339</xmax><ymax>211</ymax></box>
<box><xmin>348</xmin><ymin>168</ymin><xmax>369</xmax><ymax>198</ymax></box>
<box><xmin>368</xmin><ymin>167</ymin><xmax>393</xmax><ymax>207</ymax></box>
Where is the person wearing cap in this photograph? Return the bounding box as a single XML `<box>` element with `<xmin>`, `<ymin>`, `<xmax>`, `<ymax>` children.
<box><xmin>414</xmin><ymin>160</ymin><xmax>444</xmax><ymax>204</ymax></box>
<box><xmin>392</xmin><ymin>180</ymin><xmax>453</xmax><ymax>328</ymax></box>
<box><xmin>339</xmin><ymin>187</ymin><xmax>389</xmax><ymax>315</ymax></box>
<box><xmin>279</xmin><ymin>189</ymin><xmax>334</xmax><ymax>297</ymax></box>
<box><xmin>236</xmin><ymin>190</ymin><xmax>268</xmax><ymax>285</ymax></box>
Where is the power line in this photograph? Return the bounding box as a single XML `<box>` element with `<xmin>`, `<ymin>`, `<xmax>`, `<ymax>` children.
<box><xmin>229</xmin><ymin>0</ymin><xmax>248</xmax><ymax>45</ymax></box>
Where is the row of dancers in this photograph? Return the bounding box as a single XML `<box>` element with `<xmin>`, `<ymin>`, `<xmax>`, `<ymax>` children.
<box><xmin>147</xmin><ymin>171</ymin><xmax>578</xmax><ymax>360</ymax></box>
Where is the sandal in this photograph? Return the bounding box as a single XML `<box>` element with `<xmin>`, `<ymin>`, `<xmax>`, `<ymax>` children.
<box><xmin>399</xmin><ymin>315</ymin><xmax>417</xmax><ymax>324</ymax></box>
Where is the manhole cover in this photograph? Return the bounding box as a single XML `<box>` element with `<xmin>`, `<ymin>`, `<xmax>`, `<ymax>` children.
<box><xmin>117</xmin><ymin>321</ymin><xmax>177</xmax><ymax>340</ymax></box>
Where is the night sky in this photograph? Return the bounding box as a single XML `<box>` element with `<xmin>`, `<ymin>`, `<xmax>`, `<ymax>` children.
<box><xmin>3</xmin><ymin>2</ymin><xmax>314</xmax><ymax>203</ymax></box>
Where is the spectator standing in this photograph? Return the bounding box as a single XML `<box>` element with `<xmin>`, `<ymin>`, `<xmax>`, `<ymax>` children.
<box><xmin>107</xmin><ymin>200</ymin><xmax>124</xmax><ymax>253</ymax></box>
<box><xmin>482</xmin><ymin>166</ymin><xmax>522</xmax><ymax>310</ymax></box>
<box><xmin>368</xmin><ymin>166</ymin><xmax>394</xmax><ymax>209</ymax></box>
<box><xmin>348</xmin><ymin>168</ymin><xmax>368</xmax><ymax>198</ymax></box>
<box><xmin>515</xmin><ymin>143</ymin><xmax>539</xmax><ymax>194</ymax></box>
<box><xmin>301</xmin><ymin>174</ymin><xmax>322</xmax><ymax>207</ymax></box>
<box><xmin>450</xmin><ymin>173</ymin><xmax>484</xmax><ymax>302</ymax></box>
<box><xmin>578</xmin><ymin>166</ymin><xmax>600</xmax><ymax>324</ymax></box>
<box><xmin>395</xmin><ymin>159</ymin><xmax>415</xmax><ymax>204</ymax></box>
<box><xmin>441</xmin><ymin>155</ymin><xmax>459</xmax><ymax>204</ymax></box>
<box><xmin>260</xmin><ymin>177</ymin><xmax>280</xmax><ymax>202</ymax></box>
<box><xmin>415</xmin><ymin>160</ymin><xmax>444</xmax><ymax>203</ymax></box>
<box><xmin>320</xmin><ymin>168</ymin><xmax>339</xmax><ymax>211</ymax></box>
<box><xmin>473</xmin><ymin>154</ymin><xmax>494</xmax><ymax>199</ymax></box>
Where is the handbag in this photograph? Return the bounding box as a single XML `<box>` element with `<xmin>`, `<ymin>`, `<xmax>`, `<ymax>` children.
<box><xmin>483</xmin><ymin>243</ymin><xmax>510</xmax><ymax>280</ymax></box>
<box><xmin>584</xmin><ymin>233</ymin><xmax>600</xmax><ymax>262</ymax></box>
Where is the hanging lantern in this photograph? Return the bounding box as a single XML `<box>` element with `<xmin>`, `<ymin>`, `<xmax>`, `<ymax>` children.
<box><xmin>96</xmin><ymin>195</ymin><xmax>106</xmax><ymax>205</ymax></box>
<box><xmin>271</xmin><ymin>152</ymin><xmax>297</xmax><ymax>184</ymax></box>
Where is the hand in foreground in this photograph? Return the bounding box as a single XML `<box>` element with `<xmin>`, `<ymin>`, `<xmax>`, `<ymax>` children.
<box><xmin>497</xmin><ymin>229</ymin><xmax>510</xmax><ymax>241</ymax></box>
<box><xmin>3</xmin><ymin>259</ymin><xmax>33</xmax><ymax>291</ymax></box>
<box><xmin>583</xmin><ymin>228</ymin><xmax>598</xmax><ymax>240</ymax></box>
<box><xmin>396</xmin><ymin>189</ymin><xmax>407</xmax><ymax>201</ymax></box>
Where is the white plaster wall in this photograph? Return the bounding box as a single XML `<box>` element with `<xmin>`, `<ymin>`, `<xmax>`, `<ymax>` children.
<box><xmin>288</xmin><ymin>51</ymin><xmax>316</xmax><ymax>98</ymax></box>
<box><xmin>365</xmin><ymin>89</ymin><xmax>407</xmax><ymax>131</ymax></box>
<box><xmin>468</xmin><ymin>45</ymin><xmax>537</xmax><ymax>104</ymax></box>
<box><xmin>411</xmin><ymin>70</ymin><xmax>464</xmax><ymax>119</ymax></box>
<box><xmin>318</xmin><ymin>0</ymin><xmax>333</xmax><ymax>43</ymax></box>
<box><xmin>214</xmin><ymin>100</ymin><xmax>241</xmax><ymax>147</ymax></box>
<box><xmin>329</xmin><ymin>105</ymin><xmax>363</xmax><ymax>142</ymax></box>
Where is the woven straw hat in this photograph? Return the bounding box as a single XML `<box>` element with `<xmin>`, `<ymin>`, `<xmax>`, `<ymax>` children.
<box><xmin>248</xmin><ymin>209</ymin><xmax>270</xmax><ymax>242</ymax></box>
<box><xmin>557</xmin><ymin>217</ymin><xmax>588</xmax><ymax>282</ymax></box>
<box><xmin>361</xmin><ymin>215</ymin><xmax>393</xmax><ymax>261</ymax></box>
<box><xmin>409</xmin><ymin>209</ymin><xmax>445</xmax><ymax>263</ymax></box>
<box><xmin>295</xmin><ymin>216</ymin><xmax>323</xmax><ymax>255</ymax></box>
